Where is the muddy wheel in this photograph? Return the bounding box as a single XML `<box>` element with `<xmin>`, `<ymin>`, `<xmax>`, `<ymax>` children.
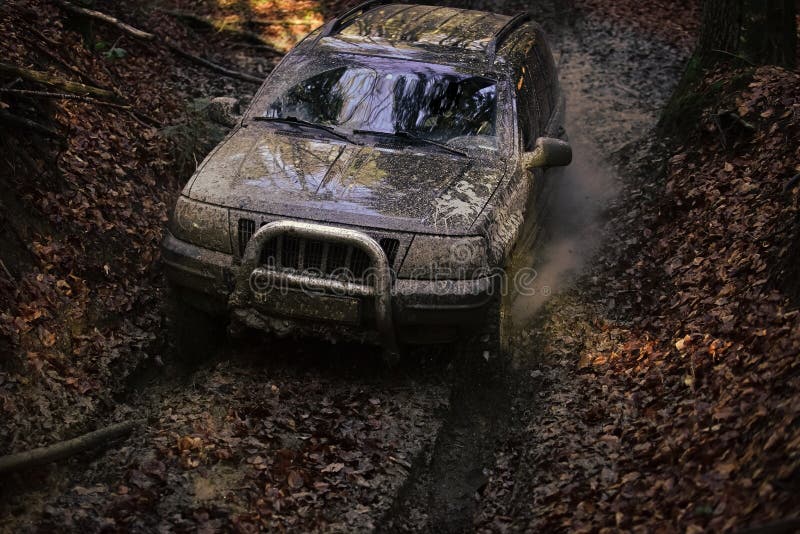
<box><xmin>455</xmin><ymin>284</ymin><xmax>510</xmax><ymax>373</ymax></box>
<box><xmin>165</xmin><ymin>284</ymin><xmax>226</xmax><ymax>364</ymax></box>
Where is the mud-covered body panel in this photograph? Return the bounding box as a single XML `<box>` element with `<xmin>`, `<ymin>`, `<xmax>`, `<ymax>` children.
<box><xmin>187</xmin><ymin>126</ymin><xmax>506</xmax><ymax>235</ymax></box>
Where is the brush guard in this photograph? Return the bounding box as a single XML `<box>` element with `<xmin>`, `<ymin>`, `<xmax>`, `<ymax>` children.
<box><xmin>229</xmin><ymin>220</ymin><xmax>400</xmax><ymax>361</ymax></box>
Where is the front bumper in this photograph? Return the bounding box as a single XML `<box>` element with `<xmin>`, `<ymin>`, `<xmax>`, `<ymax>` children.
<box><xmin>162</xmin><ymin>225</ymin><xmax>495</xmax><ymax>350</ymax></box>
<box><xmin>162</xmin><ymin>231</ymin><xmax>233</xmax><ymax>315</ymax></box>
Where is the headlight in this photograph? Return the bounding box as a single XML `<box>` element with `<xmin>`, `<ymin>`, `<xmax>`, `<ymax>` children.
<box><xmin>398</xmin><ymin>235</ymin><xmax>489</xmax><ymax>280</ymax></box>
<box><xmin>169</xmin><ymin>196</ymin><xmax>231</xmax><ymax>254</ymax></box>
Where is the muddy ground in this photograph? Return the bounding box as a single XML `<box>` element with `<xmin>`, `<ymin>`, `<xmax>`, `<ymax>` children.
<box><xmin>0</xmin><ymin>1</ymin><xmax>693</xmax><ymax>531</ymax></box>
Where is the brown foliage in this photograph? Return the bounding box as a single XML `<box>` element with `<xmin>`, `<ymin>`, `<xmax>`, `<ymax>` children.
<box><xmin>0</xmin><ymin>0</ymin><xmax>272</xmax><ymax>454</ymax></box>
<box><xmin>478</xmin><ymin>66</ymin><xmax>800</xmax><ymax>532</ymax></box>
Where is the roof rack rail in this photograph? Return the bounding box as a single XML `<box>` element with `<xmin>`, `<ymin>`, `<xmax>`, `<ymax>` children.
<box><xmin>487</xmin><ymin>12</ymin><xmax>531</xmax><ymax>61</ymax></box>
<box><xmin>321</xmin><ymin>0</ymin><xmax>396</xmax><ymax>37</ymax></box>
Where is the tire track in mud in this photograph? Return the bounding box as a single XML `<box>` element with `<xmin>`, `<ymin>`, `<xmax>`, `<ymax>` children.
<box><xmin>379</xmin><ymin>346</ymin><xmax>510</xmax><ymax>533</ymax></box>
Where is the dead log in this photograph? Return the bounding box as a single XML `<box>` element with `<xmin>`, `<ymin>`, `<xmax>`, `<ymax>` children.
<box><xmin>0</xmin><ymin>420</ymin><xmax>142</xmax><ymax>475</ymax></box>
<box><xmin>0</xmin><ymin>62</ymin><xmax>116</xmax><ymax>100</ymax></box>
<box><xmin>56</xmin><ymin>0</ymin><xmax>155</xmax><ymax>40</ymax></box>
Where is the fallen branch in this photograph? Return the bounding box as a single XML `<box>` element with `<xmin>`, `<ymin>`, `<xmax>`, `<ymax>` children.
<box><xmin>0</xmin><ymin>259</ymin><xmax>14</xmax><ymax>282</ymax></box>
<box><xmin>0</xmin><ymin>88</ymin><xmax>130</xmax><ymax>109</ymax></box>
<box><xmin>250</xmin><ymin>19</ymin><xmax>318</xmax><ymax>27</ymax></box>
<box><xmin>0</xmin><ymin>420</ymin><xmax>142</xmax><ymax>475</ymax></box>
<box><xmin>27</xmin><ymin>26</ymin><xmax>112</xmax><ymax>91</ymax></box>
<box><xmin>0</xmin><ymin>88</ymin><xmax>162</xmax><ymax>128</ymax></box>
<box><xmin>56</xmin><ymin>0</ymin><xmax>155</xmax><ymax>41</ymax></box>
<box><xmin>784</xmin><ymin>173</ymin><xmax>800</xmax><ymax>194</ymax></box>
<box><xmin>2</xmin><ymin>77</ymin><xmax>21</xmax><ymax>90</ymax></box>
<box><xmin>0</xmin><ymin>109</ymin><xmax>61</xmax><ymax>138</ymax></box>
<box><xmin>165</xmin><ymin>40</ymin><xmax>263</xmax><ymax>83</ymax></box>
<box><xmin>0</xmin><ymin>62</ymin><xmax>116</xmax><ymax>100</ymax></box>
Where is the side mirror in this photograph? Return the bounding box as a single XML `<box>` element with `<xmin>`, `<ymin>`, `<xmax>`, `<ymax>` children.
<box><xmin>523</xmin><ymin>137</ymin><xmax>572</xmax><ymax>169</ymax></box>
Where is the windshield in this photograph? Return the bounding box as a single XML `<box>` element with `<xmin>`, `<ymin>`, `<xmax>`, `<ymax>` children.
<box><xmin>259</xmin><ymin>64</ymin><xmax>497</xmax><ymax>144</ymax></box>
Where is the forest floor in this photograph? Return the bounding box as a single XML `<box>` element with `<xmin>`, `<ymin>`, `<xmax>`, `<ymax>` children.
<box><xmin>1</xmin><ymin>0</ymin><xmax>799</xmax><ymax>532</ymax></box>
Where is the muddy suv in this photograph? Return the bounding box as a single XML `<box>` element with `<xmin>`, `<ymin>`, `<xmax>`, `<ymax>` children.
<box><xmin>163</xmin><ymin>1</ymin><xmax>571</xmax><ymax>360</ymax></box>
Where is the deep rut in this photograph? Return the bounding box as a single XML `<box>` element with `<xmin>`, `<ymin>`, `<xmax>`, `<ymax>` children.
<box><xmin>379</xmin><ymin>336</ymin><xmax>511</xmax><ymax>533</ymax></box>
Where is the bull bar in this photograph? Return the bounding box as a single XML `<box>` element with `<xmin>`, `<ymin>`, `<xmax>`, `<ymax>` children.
<box><xmin>229</xmin><ymin>220</ymin><xmax>400</xmax><ymax>359</ymax></box>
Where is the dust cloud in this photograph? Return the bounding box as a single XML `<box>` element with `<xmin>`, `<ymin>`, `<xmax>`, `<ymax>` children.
<box><xmin>509</xmin><ymin>132</ymin><xmax>620</xmax><ymax>328</ymax></box>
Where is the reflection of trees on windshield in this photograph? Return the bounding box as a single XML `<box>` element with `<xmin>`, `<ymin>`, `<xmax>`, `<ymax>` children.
<box><xmin>266</xmin><ymin>66</ymin><xmax>496</xmax><ymax>142</ymax></box>
<box><xmin>269</xmin><ymin>67</ymin><xmax>348</xmax><ymax>125</ymax></box>
<box><xmin>392</xmin><ymin>75</ymin><xmax>495</xmax><ymax>139</ymax></box>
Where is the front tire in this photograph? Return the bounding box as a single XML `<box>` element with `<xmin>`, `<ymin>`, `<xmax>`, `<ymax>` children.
<box><xmin>455</xmin><ymin>282</ymin><xmax>510</xmax><ymax>376</ymax></box>
<box><xmin>165</xmin><ymin>284</ymin><xmax>226</xmax><ymax>364</ymax></box>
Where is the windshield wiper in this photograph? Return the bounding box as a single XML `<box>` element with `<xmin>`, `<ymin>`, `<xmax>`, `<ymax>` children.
<box><xmin>352</xmin><ymin>129</ymin><xmax>467</xmax><ymax>158</ymax></box>
<box><xmin>254</xmin><ymin>116</ymin><xmax>357</xmax><ymax>144</ymax></box>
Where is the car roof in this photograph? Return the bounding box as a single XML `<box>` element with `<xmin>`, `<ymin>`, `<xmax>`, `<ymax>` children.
<box><xmin>339</xmin><ymin>4</ymin><xmax>512</xmax><ymax>52</ymax></box>
<box><xmin>295</xmin><ymin>2</ymin><xmax>539</xmax><ymax>74</ymax></box>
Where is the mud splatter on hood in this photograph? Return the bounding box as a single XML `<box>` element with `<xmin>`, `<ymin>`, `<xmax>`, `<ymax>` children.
<box><xmin>187</xmin><ymin>125</ymin><xmax>507</xmax><ymax>235</ymax></box>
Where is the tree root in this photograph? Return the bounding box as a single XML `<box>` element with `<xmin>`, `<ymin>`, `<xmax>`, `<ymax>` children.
<box><xmin>0</xmin><ymin>420</ymin><xmax>143</xmax><ymax>475</ymax></box>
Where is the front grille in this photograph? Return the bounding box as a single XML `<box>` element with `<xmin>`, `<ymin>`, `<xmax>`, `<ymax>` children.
<box><xmin>237</xmin><ymin>218</ymin><xmax>400</xmax><ymax>280</ymax></box>
<box><xmin>238</xmin><ymin>218</ymin><xmax>256</xmax><ymax>256</ymax></box>
<box><xmin>259</xmin><ymin>237</ymin><xmax>386</xmax><ymax>280</ymax></box>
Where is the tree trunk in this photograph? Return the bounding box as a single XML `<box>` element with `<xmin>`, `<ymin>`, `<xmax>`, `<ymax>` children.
<box><xmin>696</xmin><ymin>0</ymin><xmax>796</xmax><ymax>69</ymax></box>
<box><xmin>660</xmin><ymin>0</ymin><xmax>796</xmax><ymax>134</ymax></box>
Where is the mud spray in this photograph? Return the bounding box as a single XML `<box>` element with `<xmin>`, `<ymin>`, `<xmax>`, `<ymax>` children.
<box><xmin>509</xmin><ymin>130</ymin><xmax>620</xmax><ymax>329</ymax></box>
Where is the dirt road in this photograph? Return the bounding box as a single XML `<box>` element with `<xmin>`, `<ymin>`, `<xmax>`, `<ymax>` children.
<box><xmin>0</xmin><ymin>2</ymin><xmax>690</xmax><ymax>531</ymax></box>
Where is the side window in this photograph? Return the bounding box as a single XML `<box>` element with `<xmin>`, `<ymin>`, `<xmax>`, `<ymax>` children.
<box><xmin>514</xmin><ymin>63</ymin><xmax>538</xmax><ymax>151</ymax></box>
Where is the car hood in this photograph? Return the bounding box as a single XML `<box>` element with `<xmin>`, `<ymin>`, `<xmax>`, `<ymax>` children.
<box><xmin>187</xmin><ymin>125</ymin><xmax>506</xmax><ymax>235</ymax></box>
